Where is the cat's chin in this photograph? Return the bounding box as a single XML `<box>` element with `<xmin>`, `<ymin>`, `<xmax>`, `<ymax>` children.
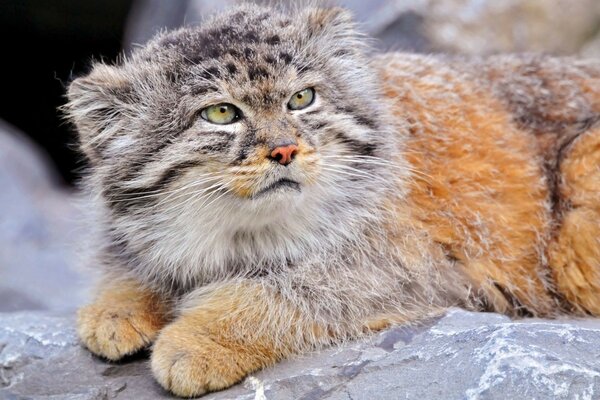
<box><xmin>251</xmin><ymin>178</ymin><xmax>302</xmax><ymax>199</ymax></box>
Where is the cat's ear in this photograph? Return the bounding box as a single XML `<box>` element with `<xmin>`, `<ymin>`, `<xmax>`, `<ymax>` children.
<box><xmin>304</xmin><ymin>7</ymin><xmax>354</xmax><ymax>35</ymax></box>
<box><xmin>65</xmin><ymin>63</ymin><xmax>133</xmax><ymax>162</ymax></box>
<box><xmin>302</xmin><ymin>7</ymin><xmax>363</xmax><ymax>52</ymax></box>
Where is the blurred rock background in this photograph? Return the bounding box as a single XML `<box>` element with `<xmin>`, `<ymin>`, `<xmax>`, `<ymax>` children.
<box><xmin>0</xmin><ymin>122</ymin><xmax>86</xmax><ymax>312</ymax></box>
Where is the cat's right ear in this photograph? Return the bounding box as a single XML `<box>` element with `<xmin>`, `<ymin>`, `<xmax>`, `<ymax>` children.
<box><xmin>65</xmin><ymin>63</ymin><xmax>132</xmax><ymax>163</ymax></box>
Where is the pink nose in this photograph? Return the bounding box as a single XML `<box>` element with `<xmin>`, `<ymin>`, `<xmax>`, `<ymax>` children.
<box><xmin>270</xmin><ymin>144</ymin><xmax>298</xmax><ymax>166</ymax></box>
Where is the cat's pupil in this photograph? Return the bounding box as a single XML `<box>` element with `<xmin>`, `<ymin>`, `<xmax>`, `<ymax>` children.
<box><xmin>297</xmin><ymin>94</ymin><xmax>303</xmax><ymax>99</ymax></box>
<box><xmin>220</xmin><ymin>107</ymin><xmax>226</xmax><ymax>113</ymax></box>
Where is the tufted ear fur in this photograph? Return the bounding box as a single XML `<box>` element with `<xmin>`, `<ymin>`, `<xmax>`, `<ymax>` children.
<box><xmin>304</xmin><ymin>7</ymin><xmax>352</xmax><ymax>31</ymax></box>
<box><xmin>65</xmin><ymin>63</ymin><xmax>133</xmax><ymax>163</ymax></box>
<box><xmin>304</xmin><ymin>7</ymin><xmax>356</xmax><ymax>37</ymax></box>
<box><xmin>302</xmin><ymin>7</ymin><xmax>367</xmax><ymax>56</ymax></box>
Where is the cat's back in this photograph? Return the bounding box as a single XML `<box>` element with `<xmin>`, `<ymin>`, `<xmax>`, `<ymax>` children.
<box><xmin>375</xmin><ymin>52</ymin><xmax>600</xmax><ymax>316</ymax></box>
<box><xmin>375</xmin><ymin>52</ymin><xmax>600</xmax><ymax>151</ymax></box>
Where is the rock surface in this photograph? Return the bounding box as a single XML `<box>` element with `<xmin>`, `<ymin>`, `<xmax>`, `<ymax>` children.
<box><xmin>2</xmin><ymin>309</ymin><xmax>600</xmax><ymax>399</ymax></box>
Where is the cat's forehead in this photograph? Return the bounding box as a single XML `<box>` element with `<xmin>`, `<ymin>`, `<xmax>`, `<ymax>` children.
<box><xmin>153</xmin><ymin>7</ymin><xmax>295</xmax><ymax>62</ymax></box>
<box><xmin>138</xmin><ymin>6</ymin><xmax>316</xmax><ymax>105</ymax></box>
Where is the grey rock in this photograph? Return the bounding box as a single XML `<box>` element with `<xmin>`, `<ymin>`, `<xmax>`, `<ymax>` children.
<box><xmin>0</xmin><ymin>121</ymin><xmax>89</xmax><ymax>312</ymax></box>
<box><xmin>0</xmin><ymin>312</ymin><xmax>168</xmax><ymax>400</ymax></box>
<box><xmin>2</xmin><ymin>309</ymin><xmax>600</xmax><ymax>399</ymax></box>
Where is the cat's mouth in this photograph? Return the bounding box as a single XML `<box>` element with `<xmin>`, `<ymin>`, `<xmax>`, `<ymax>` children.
<box><xmin>253</xmin><ymin>179</ymin><xmax>301</xmax><ymax>198</ymax></box>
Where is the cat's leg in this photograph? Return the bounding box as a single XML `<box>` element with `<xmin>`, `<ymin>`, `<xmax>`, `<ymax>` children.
<box><xmin>77</xmin><ymin>276</ymin><xmax>171</xmax><ymax>360</ymax></box>
<box><xmin>549</xmin><ymin>127</ymin><xmax>600</xmax><ymax>314</ymax></box>
<box><xmin>150</xmin><ymin>282</ymin><xmax>308</xmax><ymax>397</ymax></box>
<box><xmin>151</xmin><ymin>280</ymin><xmax>396</xmax><ymax>397</ymax></box>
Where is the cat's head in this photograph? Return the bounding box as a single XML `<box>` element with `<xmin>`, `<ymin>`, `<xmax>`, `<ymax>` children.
<box><xmin>65</xmin><ymin>4</ymin><xmax>401</xmax><ymax>275</ymax></box>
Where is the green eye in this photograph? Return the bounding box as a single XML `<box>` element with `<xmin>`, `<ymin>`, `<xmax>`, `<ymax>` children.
<box><xmin>200</xmin><ymin>103</ymin><xmax>241</xmax><ymax>124</ymax></box>
<box><xmin>288</xmin><ymin>88</ymin><xmax>315</xmax><ymax>110</ymax></box>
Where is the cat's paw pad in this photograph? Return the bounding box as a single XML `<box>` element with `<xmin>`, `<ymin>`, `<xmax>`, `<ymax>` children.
<box><xmin>151</xmin><ymin>325</ymin><xmax>252</xmax><ymax>397</ymax></box>
<box><xmin>77</xmin><ymin>303</ymin><xmax>162</xmax><ymax>360</ymax></box>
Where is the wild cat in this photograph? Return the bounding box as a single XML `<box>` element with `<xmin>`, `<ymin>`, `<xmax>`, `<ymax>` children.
<box><xmin>64</xmin><ymin>3</ymin><xmax>600</xmax><ymax>397</ymax></box>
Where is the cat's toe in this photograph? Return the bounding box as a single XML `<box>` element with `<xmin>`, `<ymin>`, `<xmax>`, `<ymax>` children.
<box><xmin>151</xmin><ymin>324</ymin><xmax>250</xmax><ymax>397</ymax></box>
<box><xmin>77</xmin><ymin>304</ymin><xmax>161</xmax><ymax>361</ymax></box>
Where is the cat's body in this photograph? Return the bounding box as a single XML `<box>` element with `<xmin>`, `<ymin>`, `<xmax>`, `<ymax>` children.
<box><xmin>66</xmin><ymin>4</ymin><xmax>600</xmax><ymax>397</ymax></box>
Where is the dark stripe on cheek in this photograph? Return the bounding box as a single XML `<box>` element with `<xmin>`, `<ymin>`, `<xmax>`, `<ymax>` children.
<box><xmin>337</xmin><ymin>105</ymin><xmax>379</xmax><ymax>130</ymax></box>
<box><xmin>106</xmin><ymin>160</ymin><xmax>204</xmax><ymax>214</ymax></box>
<box><xmin>353</xmin><ymin>114</ymin><xmax>379</xmax><ymax>130</ymax></box>
<box><xmin>145</xmin><ymin>160</ymin><xmax>204</xmax><ymax>192</ymax></box>
<box><xmin>198</xmin><ymin>131</ymin><xmax>234</xmax><ymax>152</ymax></box>
<box><xmin>332</xmin><ymin>131</ymin><xmax>377</xmax><ymax>157</ymax></box>
<box><xmin>200</xmin><ymin>143</ymin><xmax>229</xmax><ymax>152</ymax></box>
<box><xmin>121</xmin><ymin>133</ymin><xmax>186</xmax><ymax>182</ymax></box>
<box><xmin>304</xmin><ymin>109</ymin><xmax>323</xmax><ymax>116</ymax></box>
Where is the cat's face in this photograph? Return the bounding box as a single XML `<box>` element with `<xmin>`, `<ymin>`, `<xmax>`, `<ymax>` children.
<box><xmin>66</xmin><ymin>5</ymin><xmax>397</xmax><ymax>273</ymax></box>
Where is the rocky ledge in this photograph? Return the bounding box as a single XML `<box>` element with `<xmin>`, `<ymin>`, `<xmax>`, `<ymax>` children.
<box><xmin>2</xmin><ymin>309</ymin><xmax>600</xmax><ymax>399</ymax></box>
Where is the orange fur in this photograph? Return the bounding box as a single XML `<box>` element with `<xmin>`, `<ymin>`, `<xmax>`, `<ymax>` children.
<box><xmin>151</xmin><ymin>284</ymin><xmax>301</xmax><ymax>397</ymax></box>
<box><xmin>379</xmin><ymin>57</ymin><xmax>557</xmax><ymax>315</ymax></box>
<box><xmin>362</xmin><ymin>313</ymin><xmax>412</xmax><ymax>332</ymax></box>
<box><xmin>549</xmin><ymin>128</ymin><xmax>600</xmax><ymax>314</ymax></box>
<box><xmin>77</xmin><ymin>279</ymin><xmax>171</xmax><ymax>360</ymax></box>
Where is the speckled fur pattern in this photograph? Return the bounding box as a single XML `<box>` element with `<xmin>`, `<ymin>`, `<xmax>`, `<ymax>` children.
<box><xmin>64</xmin><ymin>3</ymin><xmax>600</xmax><ymax>397</ymax></box>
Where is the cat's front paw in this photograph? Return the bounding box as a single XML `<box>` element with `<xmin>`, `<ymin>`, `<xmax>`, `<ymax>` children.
<box><xmin>77</xmin><ymin>302</ymin><xmax>165</xmax><ymax>361</ymax></box>
<box><xmin>151</xmin><ymin>320</ymin><xmax>268</xmax><ymax>397</ymax></box>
